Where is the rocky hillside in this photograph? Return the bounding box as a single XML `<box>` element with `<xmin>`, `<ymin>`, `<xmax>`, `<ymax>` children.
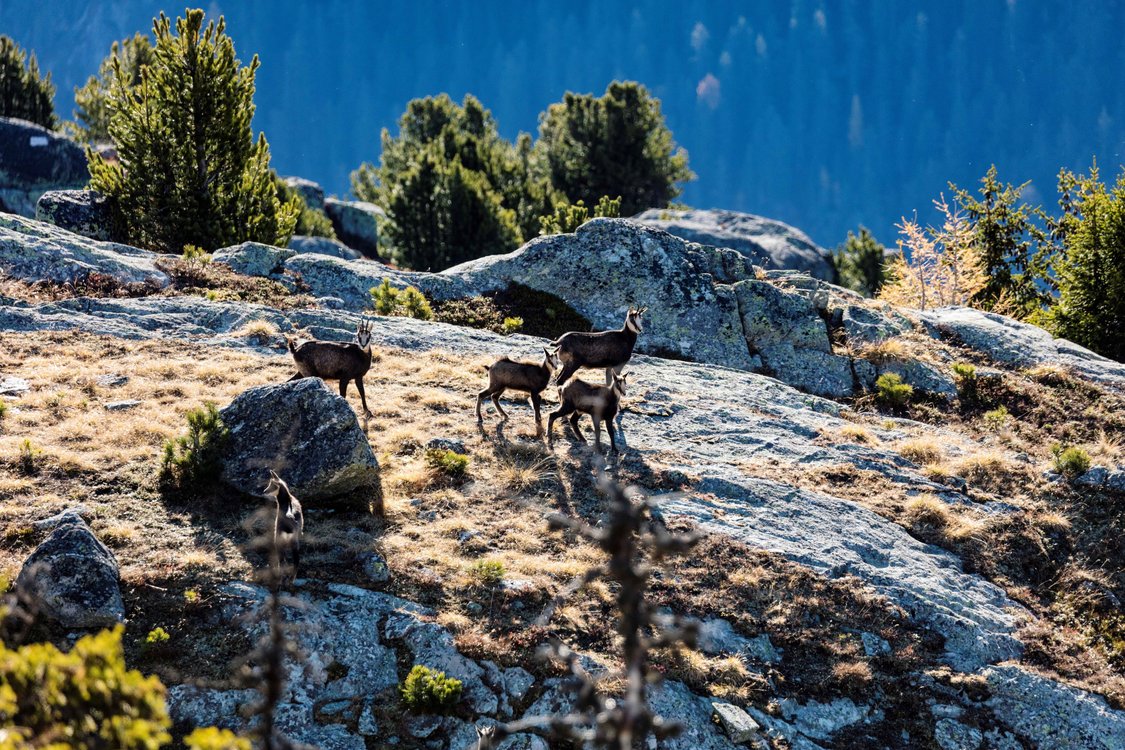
<box><xmin>2</xmin><ymin>210</ymin><xmax>1125</xmax><ymax>749</ymax></box>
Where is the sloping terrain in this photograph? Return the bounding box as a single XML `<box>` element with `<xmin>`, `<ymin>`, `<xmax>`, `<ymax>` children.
<box><xmin>2</xmin><ymin>214</ymin><xmax>1125</xmax><ymax>749</ymax></box>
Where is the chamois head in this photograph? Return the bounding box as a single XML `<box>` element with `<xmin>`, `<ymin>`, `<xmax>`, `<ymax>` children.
<box><xmin>264</xmin><ymin>469</ymin><xmax>295</xmax><ymax>506</ymax></box>
<box><xmin>542</xmin><ymin>347</ymin><xmax>562</xmax><ymax>374</ymax></box>
<box><xmin>354</xmin><ymin>318</ymin><xmax>374</xmax><ymax>349</ymax></box>
<box><xmin>611</xmin><ymin>370</ymin><xmax>629</xmax><ymax>397</ymax></box>
<box><xmin>625</xmin><ymin>306</ymin><xmax>648</xmax><ymax>334</ymax></box>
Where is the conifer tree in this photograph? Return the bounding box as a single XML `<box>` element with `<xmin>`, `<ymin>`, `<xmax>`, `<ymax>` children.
<box><xmin>950</xmin><ymin>165</ymin><xmax>1055</xmax><ymax>317</ymax></box>
<box><xmin>88</xmin><ymin>10</ymin><xmax>296</xmax><ymax>252</ymax></box>
<box><xmin>0</xmin><ymin>35</ymin><xmax>56</xmax><ymax>128</ymax></box>
<box><xmin>73</xmin><ymin>33</ymin><xmax>155</xmax><ymax>144</ymax></box>
<box><xmin>833</xmin><ymin>226</ymin><xmax>888</xmax><ymax>297</ymax></box>
<box><xmin>352</xmin><ymin>94</ymin><xmax>528</xmax><ymax>269</ymax></box>
<box><xmin>1046</xmin><ymin>163</ymin><xmax>1125</xmax><ymax>361</ymax></box>
<box><xmin>536</xmin><ymin>81</ymin><xmax>694</xmax><ymax>216</ymax></box>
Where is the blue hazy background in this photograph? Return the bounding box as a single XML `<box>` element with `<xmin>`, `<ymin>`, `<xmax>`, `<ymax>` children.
<box><xmin>2</xmin><ymin>0</ymin><xmax>1123</xmax><ymax>248</ymax></box>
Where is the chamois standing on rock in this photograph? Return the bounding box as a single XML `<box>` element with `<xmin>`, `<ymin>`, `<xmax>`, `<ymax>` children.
<box><xmin>548</xmin><ymin>371</ymin><xmax>628</xmax><ymax>453</ymax></box>
<box><xmin>551</xmin><ymin>306</ymin><xmax>647</xmax><ymax>387</ymax></box>
<box><xmin>288</xmin><ymin>319</ymin><xmax>375</xmax><ymax>420</ymax></box>
<box><xmin>477</xmin><ymin>348</ymin><xmax>561</xmax><ymax>435</ymax></box>
<box><xmin>264</xmin><ymin>470</ymin><xmax>304</xmax><ymax>583</ymax></box>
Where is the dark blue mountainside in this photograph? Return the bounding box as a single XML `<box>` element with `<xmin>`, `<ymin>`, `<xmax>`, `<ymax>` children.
<box><xmin>3</xmin><ymin>0</ymin><xmax>1124</xmax><ymax>247</ymax></box>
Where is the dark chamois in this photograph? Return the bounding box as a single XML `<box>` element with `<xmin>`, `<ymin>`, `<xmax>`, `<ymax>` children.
<box><xmin>264</xmin><ymin>470</ymin><xmax>304</xmax><ymax>583</ymax></box>
<box><xmin>547</xmin><ymin>371</ymin><xmax>628</xmax><ymax>453</ymax></box>
<box><xmin>477</xmin><ymin>348</ymin><xmax>561</xmax><ymax>435</ymax></box>
<box><xmin>288</xmin><ymin>319</ymin><xmax>375</xmax><ymax>419</ymax></box>
<box><xmin>550</xmin><ymin>306</ymin><xmax>647</xmax><ymax>387</ymax></box>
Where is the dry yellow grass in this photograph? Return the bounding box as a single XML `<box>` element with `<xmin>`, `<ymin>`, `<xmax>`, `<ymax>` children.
<box><xmin>857</xmin><ymin>337</ymin><xmax>909</xmax><ymax>363</ymax></box>
<box><xmin>838</xmin><ymin>424</ymin><xmax>879</xmax><ymax>445</ymax></box>
<box><xmin>896</xmin><ymin>438</ymin><xmax>943</xmax><ymax>466</ymax></box>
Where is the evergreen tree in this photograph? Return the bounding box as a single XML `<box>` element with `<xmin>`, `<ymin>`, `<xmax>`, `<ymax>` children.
<box><xmin>275</xmin><ymin>175</ymin><xmax>335</xmax><ymax>238</ymax></box>
<box><xmin>0</xmin><ymin>35</ymin><xmax>56</xmax><ymax>128</ymax></box>
<box><xmin>1046</xmin><ymin>163</ymin><xmax>1125</xmax><ymax>361</ymax></box>
<box><xmin>352</xmin><ymin>94</ymin><xmax>529</xmax><ymax>269</ymax></box>
<box><xmin>832</xmin><ymin>226</ymin><xmax>888</xmax><ymax>297</ymax></box>
<box><xmin>73</xmin><ymin>33</ymin><xmax>155</xmax><ymax>144</ymax></box>
<box><xmin>88</xmin><ymin>10</ymin><xmax>296</xmax><ymax>253</ymax></box>
<box><xmin>536</xmin><ymin>81</ymin><xmax>694</xmax><ymax>216</ymax></box>
<box><xmin>950</xmin><ymin>165</ymin><xmax>1055</xmax><ymax>317</ymax></box>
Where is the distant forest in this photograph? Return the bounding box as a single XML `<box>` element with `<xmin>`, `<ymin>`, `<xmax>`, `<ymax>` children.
<box><xmin>3</xmin><ymin>0</ymin><xmax>1124</xmax><ymax>247</ymax></box>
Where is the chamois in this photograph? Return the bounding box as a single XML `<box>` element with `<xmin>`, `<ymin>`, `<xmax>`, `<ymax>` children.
<box><xmin>288</xmin><ymin>319</ymin><xmax>375</xmax><ymax>419</ymax></box>
<box><xmin>477</xmin><ymin>348</ymin><xmax>561</xmax><ymax>435</ymax></box>
<box><xmin>550</xmin><ymin>306</ymin><xmax>647</xmax><ymax>387</ymax></box>
<box><xmin>548</xmin><ymin>371</ymin><xmax>628</xmax><ymax>453</ymax></box>
<box><xmin>264</xmin><ymin>470</ymin><xmax>304</xmax><ymax>583</ymax></box>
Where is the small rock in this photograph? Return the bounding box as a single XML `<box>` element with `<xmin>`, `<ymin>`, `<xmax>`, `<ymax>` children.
<box><xmin>357</xmin><ymin>700</ymin><xmax>379</xmax><ymax>735</ymax></box>
<box><xmin>1106</xmin><ymin>470</ymin><xmax>1125</xmax><ymax>493</ymax></box>
<box><xmin>95</xmin><ymin>373</ymin><xmax>128</xmax><ymax>387</ymax></box>
<box><xmin>35</xmin><ymin>189</ymin><xmax>114</xmax><ymax>241</ymax></box>
<box><xmin>290</xmin><ymin>235</ymin><xmax>361</xmax><ymax>260</ymax></box>
<box><xmin>499</xmin><ymin>578</ymin><xmax>534</xmax><ymax>593</ymax></box>
<box><xmin>283</xmin><ymin>176</ymin><xmax>325</xmax><ymax>209</ymax></box>
<box><xmin>503</xmin><ymin>667</ymin><xmax>535</xmax><ymax>702</ymax></box>
<box><xmin>324</xmin><ymin>198</ymin><xmax>382</xmax><ymax>258</ymax></box>
<box><xmin>319</xmin><ymin>699</ymin><xmax>351</xmax><ymax>716</ymax></box>
<box><xmin>712</xmin><ymin>702</ymin><xmax>761</xmax><ymax>743</ymax></box>
<box><xmin>16</xmin><ymin>515</ymin><xmax>124</xmax><ymax>628</ymax></box>
<box><xmin>860</xmin><ymin>632</ymin><xmax>891</xmax><ymax>657</ymax></box>
<box><xmin>1076</xmin><ymin>466</ymin><xmax>1109</xmax><ymax>487</ymax></box>
<box><xmin>457</xmin><ymin>529</ymin><xmax>481</xmax><ymax>545</ymax></box>
<box><xmin>32</xmin><ymin>506</ymin><xmax>91</xmax><ymax>530</ymax></box>
<box><xmin>934</xmin><ymin>718</ymin><xmax>982</xmax><ymax>750</ymax></box>
<box><xmin>744</xmin><ymin>633</ymin><xmax>781</xmax><ymax>664</ymax></box>
<box><xmin>405</xmin><ymin>714</ymin><xmax>442</xmax><ymax>739</ymax></box>
<box><xmin>104</xmin><ymin>399</ymin><xmax>141</xmax><ymax>411</ymax></box>
<box><xmin>358</xmin><ymin>552</ymin><xmax>390</xmax><ymax>583</ymax></box>
<box><xmin>425</xmin><ymin>437</ymin><xmax>466</xmax><ymax>455</ymax></box>
<box><xmin>0</xmin><ymin>375</ymin><xmax>30</xmax><ymax>395</ymax></box>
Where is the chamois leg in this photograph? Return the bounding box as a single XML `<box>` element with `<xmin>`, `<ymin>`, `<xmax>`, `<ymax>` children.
<box><xmin>592</xmin><ymin>415</ymin><xmax>605</xmax><ymax>451</ymax></box>
<box><xmin>339</xmin><ymin>379</ymin><xmax>349</xmax><ymax>398</ymax></box>
<box><xmin>291</xmin><ymin>541</ymin><xmax>300</xmax><ymax>583</ymax></box>
<box><xmin>491</xmin><ymin>389</ymin><xmax>509</xmax><ymax>419</ymax></box>
<box><xmin>604</xmin><ymin>416</ymin><xmax>618</xmax><ymax>453</ymax></box>
<box><xmin>569</xmin><ymin>413</ymin><xmax>586</xmax><ymax>443</ymax></box>
<box><xmin>476</xmin><ymin>389</ymin><xmax>491</xmax><ymax>422</ymax></box>
<box><xmin>355</xmin><ymin>378</ymin><xmax>374</xmax><ymax>418</ymax></box>
<box><xmin>288</xmin><ymin>372</ymin><xmax>304</xmax><ymax>381</ymax></box>
<box><xmin>547</xmin><ymin>403</ymin><xmax>575</xmax><ymax>440</ymax></box>
<box><xmin>605</xmin><ymin>367</ymin><xmax>614</xmax><ymax>387</ymax></box>
<box><xmin>530</xmin><ymin>392</ymin><xmax>544</xmax><ymax>436</ymax></box>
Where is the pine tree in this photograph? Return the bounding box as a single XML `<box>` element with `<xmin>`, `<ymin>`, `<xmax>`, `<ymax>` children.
<box><xmin>950</xmin><ymin>165</ymin><xmax>1055</xmax><ymax>317</ymax></box>
<box><xmin>73</xmin><ymin>33</ymin><xmax>155</xmax><ymax>144</ymax></box>
<box><xmin>536</xmin><ymin>81</ymin><xmax>694</xmax><ymax>216</ymax></box>
<box><xmin>832</xmin><ymin>226</ymin><xmax>888</xmax><ymax>297</ymax></box>
<box><xmin>352</xmin><ymin>94</ymin><xmax>527</xmax><ymax>269</ymax></box>
<box><xmin>88</xmin><ymin>10</ymin><xmax>296</xmax><ymax>252</ymax></box>
<box><xmin>0</xmin><ymin>35</ymin><xmax>56</xmax><ymax>129</ymax></box>
<box><xmin>1046</xmin><ymin>163</ymin><xmax>1125</xmax><ymax>361</ymax></box>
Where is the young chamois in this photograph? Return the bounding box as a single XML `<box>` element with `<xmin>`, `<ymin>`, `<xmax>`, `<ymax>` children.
<box><xmin>550</xmin><ymin>306</ymin><xmax>647</xmax><ymax>387</ymax></box>
<box><xmin>288</xmin><ymin>319</ymin><xmax>375</xmax><ymax>419</ymax></box>
<box><xmin>477</xmin><ymin>348</ymin><xmax>561</xmax><ymax>435</ymax></box>
<box><xmin>548</xmin><ymin>370</ymin><xmax>628</xmax><ymax>453</ymax></box>
<box><xmin>264</xmin><ymin>470</ymin><xmax>304</xmax><ymax>583</ymax></box>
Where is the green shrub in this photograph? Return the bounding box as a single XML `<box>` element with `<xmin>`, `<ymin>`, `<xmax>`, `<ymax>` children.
<box><xmin>17</xmin><ymin>438</ymin><xmax>39</xmax><ymax>475</ymax></box>
<box><xmin>538</xmin><ymin>195</ymin><xmax>621</xmax><ymax>235</ymax></box>
<box><xmin>275</xmin><ymin>175</ymin><xmax>336</xmax><ymax>239</ymax></box>
<box><xmin>370</xmin><ymin>278</ymin><xmax>433</xmax><ymax>320</ymax></box>
<box><xmin>0</xmin><ymin>625</ymin><xmax>171</xmax><ymax>748</ymax></box>
<box><xmin>144</xmin><ymin>627</ymin><xmax>170</xmax><ymax>646</ymax></box>
<box><xmin>425</xmin><ymin>448</ymin><xmax>469</xmax><ymax>479</ymax></box>
<box><xmin>469</xmin><ymin>559</ymin><xmax>505</xmax><ymax>588</ymax></box>
<box><xmin>399</xmin><ymin>664</ymin><xmax>463</xmax><ymax>714</ymax></box>
<box><xmin>181</xmin><ymin>244</ymin><xmax>212</xmax><ymax>264</ymax></box>
<box><xmin>951</xmin><ymin>362</ymin><xmax>978</xmax><ymax>403</ymax></box>
<box><xmin>0</xmin><ymin>35</ymin><xmax>56</xmax><ymax>128</ymax></box>
<box><xmin>87</xmin><ymin>10</ymin><xmax>297</xmax><ymax>252</ymax></box>
<box><xmin>160</xmin><ymin>403</ymin><xmax>229</xmax><ymax>490</ymax></box>
<box><xmin>982</xmin><ymin>405</ymin><xmax>1010</xmax><ymax>431</ymax></box>
<box><xmin>183</xmin><ymin>589</ymin><xmax>200</xmax><ymax>604</ymax></box>
<box><xmin>875</xmin><ymin>373</ymin><xmax>913</xmax><ymax>410</ymax></box>
<box><xmin>72</xmin><ymin>33</ymin><xmax>154</xmax><ymax>144</ymax></box>
<box><xmin>1051</xmin><ymin>444</ymin><xmax>1091</xmax><ymax>479</ymax></box>
<box><xmin>832</xmin><ymin>226</ymin><xmax>888</xmax><ymax>297</ymax></box>
<box><xmin>184</xmin><ymin>727</ymin><xmax>252</xmax><ymax>750</ymax></box>
<box><xmin>501</xmin><ymin>316</ymin><xmax>523</xmax><ymax>335</ymax></box>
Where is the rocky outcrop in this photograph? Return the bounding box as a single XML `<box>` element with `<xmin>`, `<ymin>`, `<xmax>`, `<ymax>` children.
<box><xmin>0</xmin><ymin>212</ymin><xmax>167</xmax><ymax>287</ymax></box>
<box><xmin>289</xmin><ymin>235</ymin><xmax>362</xmax><ymax>260</ymax></box>
<box><xmin>283</xmin><ymin>176</ymin><xmax>325</xmax><ymax>210</ymax></box>
<box><xmin>0</xmin><ymin>117</ymin><xmax>89</xmax><ymax>217</ymax></box>
<box><xmin>981</xmin><ymin>665</ymin><xmax>1125</xmax><ymax>749</ymax></box>
<box><xmin>219</xmin><ymin>379</ymin><xmax>380</xmax><ymax>502</ymax></box>
<box><xmin>15</xmin><ymin>515</ymin><xmax>125</xmax><ymax>628</ymax></box>
<box><xmin>324</xmin><ymin>198</ymin><xmax>382</xmax><ymax>258</ymax></box>
<box><xmin>35</xmin><ymin>189</ymin><xmax>114</xmax><ymax>241</ymax></box>
<box><xmin>213</xmin><ymin>241</ymin><xmax>294</xmax><ymax>277</ymax></box>
<box><xmin>919</xmin><ymin>306</ymin><xmax>1125</xmax><ymax>394</ymax></box>
<box><xmin>633</xmin><ymin>208</ymin><xmax>835</xmax><ymax>281</ymax></box>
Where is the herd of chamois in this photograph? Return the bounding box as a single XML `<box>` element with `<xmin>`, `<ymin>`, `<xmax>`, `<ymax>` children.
<box><xmin>273</xmin><ymin>306</ymin><xmax>648</xmax><ymax>578</ymax></box>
